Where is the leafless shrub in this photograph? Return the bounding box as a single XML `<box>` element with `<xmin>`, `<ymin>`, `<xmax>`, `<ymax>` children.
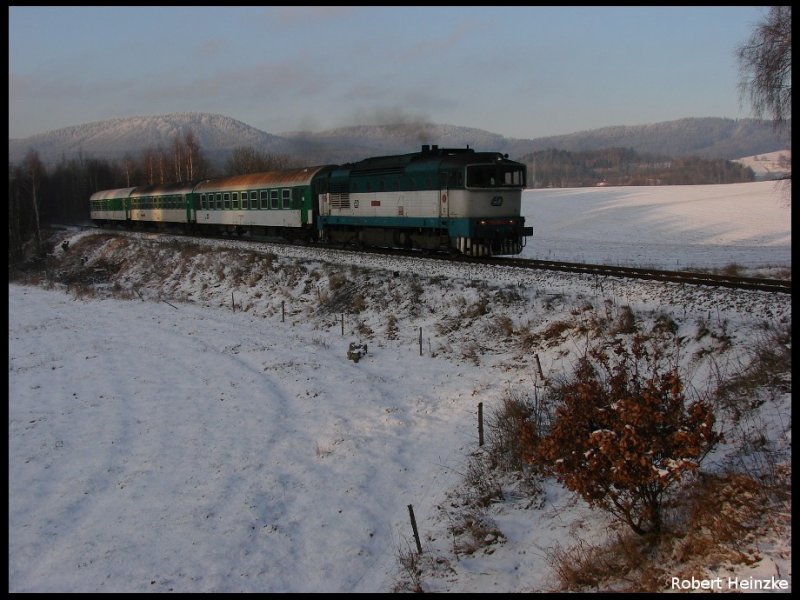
<box><xmin>485</xmin><ymin>388</ymin><xmax>548</xmax><ymax>477</ymax></box>
<box><xmin>395</xmin><ymin>542</ymin><xmax>425</xmax><ymax>593</ymax></box>
<box><xmin>436</xmin><ymin>314</ymin><xmax>462</xmax><ymax>335</ymax></box>
<box><xmin>610</xmin><ymin>305</ymin><xmax>637</xmax><ymax>334</ymax></box>
<box><xmin>494</xmin><ymin>287</ymin><xmax>523</xmax><ymax>306</ymax></box>
<box><xmin>355</xmin><ymin>320</ymin><xmax>373</xmax><ymax>337</ymax></box>
<box><xmin>214</xmin><ymin>263</ymin><xmax>225</xmax><ymax>281</ymax></box>
<box><xmin>462</xmin><ymin>454</ymin><xmax>505</xmax><ymax>507</ymax></box>
<box><xmin>652</xmin><ymin>312</ymin><xmax>679</xmax><ymax>335</ymax></box>
<box><xmin>542</xmin><ymin>319</ymin><xmax>573</xmax><ymax>343</ymax></box>
<box><xmin>487</xmin><ymin>314</ymin><xmax>514</xmax><ymax>338</ymax></box>
<box><xmin>464</xmin><ymin>295</ymin><xmax>491</xmax><ymax>319</ymax></box>
<box><xmin>515</xmin><ymin>323</ymin><xmax>540</xmax><ymax>351</ymax></box>
<box><xmin>69</xmin><ymin>282</ymin><xmax>99</xmax><ymax>300</ymax></box>
<box><xmin>461</xmin><ymin>340</ymin><xmax>481</xmax><ymax>365</ymax></box>
<box><xmin>386</xmin><ymin>314</ymin><xmax>398</xmax><ymax>340</ymax></box>
<box><xmin>408</xmin><ymin>279</ymin><xmax>424</xmax><ymax>298</ymax></box>
<box><xmin>547</xmin><ymin>534</ymin><xmax>662</xmax><ymax>592</ymax></box>
<box><xmin>329</xmin><ymin>272</ymin><xmax>348</xmax><ymax>290</ymax></box>
<box><xmin>715</xmin><ymin>322</ymin><xmax>791</xmax><ymax>419</ymax></box>
<box><xmin>448</xmin><ymin>507</ymin><xmax>505</xmax><ymax>557</ymax></box>
<box><xmin>310</xmin><ymin>336</ymin><xmax>329</xmax><ymax>348</ymax></box>
<box><xmin>350</xmin><ymin>293</ymin><xmax>366</xmax><ymax>313</ymax></box>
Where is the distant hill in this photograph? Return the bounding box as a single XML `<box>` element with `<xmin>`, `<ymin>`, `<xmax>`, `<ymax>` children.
<box><xmin>8</xmin><ymin>113</ymin><xmax>287</xmax><ymax>168</ymax></box>
<box><xmin>9</xmin><ymin>112</ymin><xmax>789</xmax><ymax>169</ymax></box>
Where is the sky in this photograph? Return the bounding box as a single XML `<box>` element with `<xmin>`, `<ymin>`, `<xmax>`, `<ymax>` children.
<box><xmin>8</xmin><ymin>6</ymin><xmax>770</xmax><ymax>140</ymax></box>
<box><xmin>9</xmin><ymin>181</ymin><xmax>791</xmax><ymax>592</ymax></box>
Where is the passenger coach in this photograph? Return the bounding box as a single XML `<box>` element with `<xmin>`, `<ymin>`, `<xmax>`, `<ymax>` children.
<box><xmin>194</xmin><ymin>167</ymin><xmax>331</xmax><ymax>238</ymax></box>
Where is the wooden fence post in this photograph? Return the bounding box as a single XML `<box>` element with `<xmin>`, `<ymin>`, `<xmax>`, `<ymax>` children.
<box><xmin>407</xmin><ymin>504</ymin><xmax>423</xmax><ymax>554</ymax></box>
<box><xmin>535</xmin><ymin>354</ymin><xmax>544</xmax><ymax>381</ymax></box>
<box><xmin>478</xmin><ymin>402</ymin><xmax>484</xmax><ymax>446</ymax></box>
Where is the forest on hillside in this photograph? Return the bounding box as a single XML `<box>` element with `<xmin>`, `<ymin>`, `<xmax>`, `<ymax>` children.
<box><xmin>520</xmin><ymin>147</ymin><xmax>755</xmax><ymax>188</ymax></box>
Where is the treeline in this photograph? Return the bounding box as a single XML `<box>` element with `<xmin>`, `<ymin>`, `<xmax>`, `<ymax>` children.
<box><xmin>520</xmin><ymin>147</ymin><xmax>756</xmax><ymax>188</ymax></box>
<box><xmin>8</xmin><ymin>129</ymin><xmax>297</xmax><ymax>262</ymax></box>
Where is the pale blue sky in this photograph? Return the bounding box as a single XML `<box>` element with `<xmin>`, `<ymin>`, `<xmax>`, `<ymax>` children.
<box><xmin>9</xmin><ymin>6</ymin><xmax>768</xmax><ymax>140</ymax></box>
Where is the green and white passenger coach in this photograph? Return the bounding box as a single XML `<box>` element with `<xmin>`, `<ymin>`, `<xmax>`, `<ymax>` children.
<box><xmin>89</xmin><ymin>145</ymin><xmax>533</xmax><ymax>256</ymax></box>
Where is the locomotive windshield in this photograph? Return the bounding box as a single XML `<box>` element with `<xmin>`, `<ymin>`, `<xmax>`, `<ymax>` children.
<box><xmin>466</xmin><ymin>164</ymin><xmax>526</xmax><ymax>188</ymax></box>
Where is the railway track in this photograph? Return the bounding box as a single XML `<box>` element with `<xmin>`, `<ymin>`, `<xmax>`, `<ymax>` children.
<box><xmin>480</xmin><ymin>256</ymin><xmax>792</xmax><ymax>294</ymax></box>
<box><xmin>84</xmin><ymin>226</ymin><xmax>792</xmax><ymax>295</ymax></box>
<box><xmin>348</xmin><ymin>247</ymin><xmax>792</xmax><ymax>294</ymax></box>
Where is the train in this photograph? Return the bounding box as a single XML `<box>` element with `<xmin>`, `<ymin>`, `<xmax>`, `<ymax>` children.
<box><xmin>90</xmin><ymin>144</ymin><xmax>533</xmax><ymax>256</ymax></box>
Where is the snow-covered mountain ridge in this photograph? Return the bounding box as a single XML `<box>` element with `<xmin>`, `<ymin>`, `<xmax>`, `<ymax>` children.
<box><xmin>9</xmin><ymin>112</ymin><xmax>788</xmax><ymax>167</ymax></box>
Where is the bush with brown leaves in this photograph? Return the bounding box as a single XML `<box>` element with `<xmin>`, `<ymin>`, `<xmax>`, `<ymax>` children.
<box><xmin>538</xmin><ymin>336</ymin><xmax>721</xmax><ymax>535</ymax></box>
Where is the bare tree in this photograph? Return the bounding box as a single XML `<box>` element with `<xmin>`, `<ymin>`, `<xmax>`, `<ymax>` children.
<box><xmin>183</xmin><ymin>130</ymin><xmax>208</xmax><ymax>180</ymax></box>
<box><xmin>19</xmin><ymin>150</ymin><xmax>46</xmax><ymax>253</ymax></box>
<box><xmin>141</xmin><ymin>147</ymin><xmax>156</xmax><ymax>185</ymax></box>
<box><xmin>225</xmin><ymin>147</ymin><xmax>293</xmax><ymax>176</ymax></box>
<box><xmin>172</xmin><ymin>134</ymin><xmax>183</xmax><ymax>182</ymax></box>
<box><xmin>737</xmin><ymin>6</ymin><xmax>792</xmax><ymax>141</ymax></box>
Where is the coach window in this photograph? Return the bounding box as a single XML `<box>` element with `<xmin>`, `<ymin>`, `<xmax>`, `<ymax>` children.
<box><xmin>250</xmin><ymin>191</ymin><xmax>257</xmax><ymax>210</ymax></box>
<box><xmin>282</xmin><ymin>189</ymin><xmax>291</xmax><ymax>209</ymax></box>
<box><xmin>232</xmin><ymin>192</ymin><xmax>239</xmax><ymax>210</ymax></box>
<box><xmin>223</xmin><ymin>193</ymin><xmax>230</xmax><ymax>209</ymax></box>
<box><xmin>270</xmin><ymin>190</ymin><xmax>279</xmax><ymax>209</ymax></box>
<box><xmin>216</xmin><ymin>193</ymin><xmax>223</xmax><ymax>210</ymax></box>
<box><xmin>260</xmin><ymin>190</ymin><xmax>268</xmax><ymax>209</ymax></box>
<box><xmin>241</xmin><ymin>191</ymin><xmax>248</xmax><ymax>210</ymax></box>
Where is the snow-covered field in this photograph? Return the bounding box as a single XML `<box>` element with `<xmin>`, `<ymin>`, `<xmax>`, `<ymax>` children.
<box><xmin>520</xmin><ymin>180</ymin><xmax>791</xmax><ymax>272</ymax></box>
<box><xmin>9</xmin><ymin>181</ymin><xmax>791</xmax><ymax>592</ymax></box>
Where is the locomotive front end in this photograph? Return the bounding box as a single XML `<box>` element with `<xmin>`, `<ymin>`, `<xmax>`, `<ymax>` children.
<box><xmin>445</xmin><ymin>153</ymin><xmax>532</xmax><ymax>256</ymax></box>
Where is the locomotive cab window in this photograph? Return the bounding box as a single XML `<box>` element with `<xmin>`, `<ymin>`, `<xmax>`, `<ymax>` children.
<box><xmin>466</xmin><ymin>165</ymin><xmax>526</xmax><ymax>188</ymax></box>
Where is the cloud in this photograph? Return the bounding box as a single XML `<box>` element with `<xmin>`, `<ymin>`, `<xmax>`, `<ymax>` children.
<box><xmin>266</xmin><ymin>6</ymin><xmax>360</xmax><ymax>28</ymax></box>
<box><xmin>398</xmin><ymin>20</ymin><xmax>480</xmax><ymax>62</ymax></box>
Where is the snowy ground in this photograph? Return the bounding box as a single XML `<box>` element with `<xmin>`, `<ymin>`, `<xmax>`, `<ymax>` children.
<box><xmin>9</xmin><ymin>181</ymin><xmax>791</xmax><ymax>592</ymax></box>
<box><xmin>520</xmin><ymin>180</ymin><xmax>791</xmax><ymax>273</ymax></box>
